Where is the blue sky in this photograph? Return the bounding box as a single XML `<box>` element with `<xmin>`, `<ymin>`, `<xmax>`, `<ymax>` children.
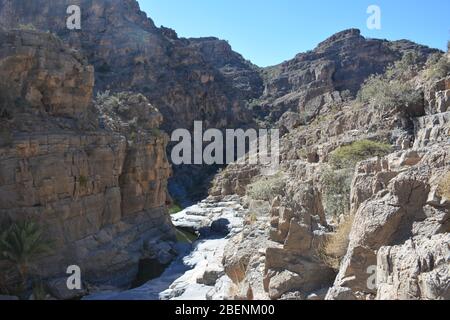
<box><xmin>138</xmin><ymin>0</ymin><xmax>450</xmax><ymax>67</ymax></box>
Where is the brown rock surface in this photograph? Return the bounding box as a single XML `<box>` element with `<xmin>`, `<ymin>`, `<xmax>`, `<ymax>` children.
<box><xmin>0</xmin><ymin>29</ymin><xmax>93</xmax><ymax>118</ymax></box>
<box><xmin>0</xmin><ymin>28</ymin><xmax>175</xmax><ymax>289</ymax></box>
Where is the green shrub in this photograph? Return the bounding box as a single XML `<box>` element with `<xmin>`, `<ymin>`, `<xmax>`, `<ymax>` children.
<box><xmin>425</xmin><ymin>53</ymin><xmax>450</xmax><ymax>81</ymax></box>
<box><xmin>169</xmin><ymin>203</ymin><xmax>183</xmax><ymax>215</ymax></box>
<box><xmin>247</xmin><ymin>173</ymin><xmax>286</xmax><ymax>201</ymax></box>
<box><xmin>386</xmin><ymin>51</ymin><xmax>422</xmax><ymax>81</ymax></box>
<box><xmin>129</xmin><ymin>131</ymin><xmax>137</xmax><ymax>143</ymax></box>
<box><xmin>150</xmin><ymin>128</ymin><xmax>162</xmax><ymax>137</ymax></box>
<box><xmin>321</xmin><ymin>168</ymin><xmax>353</xmax><ymax>218</ymax></box>
<box><xmin>245</xmin><ymin>212</ymin><xmax>258</xmax><ymax>225</ymax></box>
<box><xmin>357</xmin><ymin>75</ymin><xmax>422</xmax><ymax>108</ymax></box>
<box><xmin>17</xmin><ymin>24</ymin><xmax>36</xmax><ymax>31</ymax></box>
<box><xmin>78</xmin><ymin>175</ymin><xmax>88</xmax><ymax>188</ymax></box>
<box><xmin>323</xmin><ymin>140</ymin><xmax>392</xmax><ymax>218</ymax></box>
<box><xmin>329</xmin><ymin>140</ymin><xmax>392</xmax><ymax>169</ymax></box>
<box><xmin>296</xmin><ymin>148</ymin><xmax>308</xmax><ymax>159</ymax></box>
<box><xmin>358</xmin><ymin>52</ymin><xmax>425</xmax><ymax>108</ymax></box>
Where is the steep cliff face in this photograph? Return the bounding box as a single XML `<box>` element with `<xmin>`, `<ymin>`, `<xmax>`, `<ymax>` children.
<box><xmin>0</xmin><ymin>0</ymin><xmax>263</xmax><ymax>131</ymax></box>
<box><xmin>0</xmin><ymin>27</ymin><xmax>94</xmax><ymax>119</ymax></box>
<box><xmin>0</xmin><ymin>28</ymin><xmax>175</xmax><ymax>292</ymax></box>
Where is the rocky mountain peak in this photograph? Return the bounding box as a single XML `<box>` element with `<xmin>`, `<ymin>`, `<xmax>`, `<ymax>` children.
<box><xmin>315</xmin><ymin>28</ymin><xmax>363</xmax><ymax>51</ymax></box>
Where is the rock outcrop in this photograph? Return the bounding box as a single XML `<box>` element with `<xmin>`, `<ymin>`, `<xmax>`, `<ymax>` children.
<box><xmin>1</xmin><ymin>1</ymin><xmax>443</xmax><ymax>205</ymax></box>
<box><xmin>255</xmin><ymin>29</ymin><xmax>438</xmax><ymax>124</ymax></box>
<box><xmin>326</xmin><ymin>75</ymin><xmax>450</xmax><ymax>299</ymax></box>
<box><xmin>0</xmin><ymin>28</ymin><xmax>175</xmax><ymax>290</ymax></box>
<box><xmin>219</xmin><ymin>178</ymin><xmax>336</xmax><ymax>300</ymax></box>
<box><xmin>327</xmin><ymin>144</ymin><xmax>450</xmax><ymax>300</ymax></box>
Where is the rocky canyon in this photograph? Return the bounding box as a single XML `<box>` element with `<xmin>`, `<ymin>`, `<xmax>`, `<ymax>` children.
<box><xmin>0</xmin><ymin>0</ymin><xmax>448</xmax><ymax>301</ymax></box>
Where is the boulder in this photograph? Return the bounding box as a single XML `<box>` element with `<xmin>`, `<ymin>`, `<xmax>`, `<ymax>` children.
<box><xmin>377</xmin><ymin>234</ymin><xmax>450</xmax><ymax>300</ymax></box>
<box><xmin>47</xmin><ymin>278</ymin><xmax>87</xmax><ymax>300</ymax></box>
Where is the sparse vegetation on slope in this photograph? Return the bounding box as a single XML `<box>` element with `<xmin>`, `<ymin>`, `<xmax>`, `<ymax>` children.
<box><xmin>246</xmin><ymin>173</ymin><xmax>286</xmax><ymax>201</ymax></box>
<box><xmin>17</xmin><ymin>24</ymin><xmax>36</xmax><ymax>31</ymax></box>
<box><xmin>321</xmin><ymin>168</ymin><xmax>353</xmax><ymax>218</ymax></box>
<box><xmin>318</xmin><ymin>214</ymin><xmax>355</xmax><ymax>270</ymax></box>
<box><xmin>357</xmin><ymin>76</ymin><xmax>422</xmax><ymax>108</ymax></box>
<box><xmin>358</xmin><ymin>52</ymin><xmax>424</xmax><ymax>108</ymax></box>
<box><xmin>323</xmin><ymin>140</ymin><xmax>392</xmax><ymax>218</ymax></box>
<box><xmin>425</xmin><ymin>53</ymin><xmax>450</xmax><ymax>81</ymax></box>
<box><xmin>329</xmin><ymin>139</ymin><xmax>392</xmax><ymax>169</ymax></box>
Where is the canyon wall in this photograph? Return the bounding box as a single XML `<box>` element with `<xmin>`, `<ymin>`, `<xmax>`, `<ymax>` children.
<box><xmin>0</xmin><ymin>28</ymin><xmax>175</xmax><ymax>293</ymax></box>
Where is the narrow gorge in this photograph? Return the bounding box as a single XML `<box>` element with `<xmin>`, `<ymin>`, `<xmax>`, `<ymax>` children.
<box><xmin>0</xmin><ymin>0</ymin><xmax>448</xmax><ymax>301</ymax></box>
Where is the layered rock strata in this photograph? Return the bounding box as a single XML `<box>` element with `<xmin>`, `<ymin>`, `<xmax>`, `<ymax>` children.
<box><xmin>0</xmin><ymin>28</ymin><xmax>175</xmax><ymax>290</ymax></box>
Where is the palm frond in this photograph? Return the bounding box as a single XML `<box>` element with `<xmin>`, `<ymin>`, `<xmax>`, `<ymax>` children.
<box><xmin>0</xmin><ymin>220</ymin><xmax>52</xmax><ymax>266</ymax></box>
